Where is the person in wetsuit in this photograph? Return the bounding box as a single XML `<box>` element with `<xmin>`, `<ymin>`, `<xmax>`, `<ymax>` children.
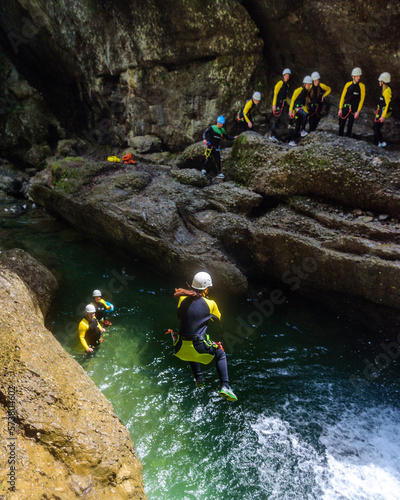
<box><xmin>78</xmin><ymin>304</ymin><xmax>105</xmax><ymax>353</ymax></box>
<box><xmin>270</xmin><ymin>69</ymin><xmax>291</xmax><ymax>142</ymax></box>
<box><xmin>372</xmin><ymin>72</ymin><xmax>392</xmax><ymax>148</ymax></box>
<box><xmin>202</xmin><ymin>116</ymin><xmax>237</xmax><ymax>179</ymax></box>
<box><xmin>237</xmin><ymin>91</ymin><xmax>262</xmax><ymax>133</ymax></box>
<box><xmin>338</xmin><ymin>67</ymin><xmax>366</xmax><ymax>138</ymax></box>
<box><xmin>174</xmin><ymin>271</ymin><xmax>237</xmax><ymax>401</ymax></box>
<box><xmin>308</xmin><ymin>71</ymin><xmax>331</xmax><ymax>132</ymax></box>
<box><xmin>91</xmin><ymin>289</ymin><xmax>113</xmax><ymax>324</ymax></box>
<box><xmin>288</xmin><ymin>76</ymin><xmax>312</xmax><ymax>146</ymax></box>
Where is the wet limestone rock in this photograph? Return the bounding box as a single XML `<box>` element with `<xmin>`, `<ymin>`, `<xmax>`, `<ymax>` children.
<box><xmin>28</xmin><ymin>156</ymin><xmax>253</xmax><ymax>294</ymax></box>
<box><xmin>0</xmin><ymin>256</ymin><xmax>147</xmax><ymax>499</ymax></box>
<box><xmin>0</xmin><ymin>0</ymin><xmax>263</xmax><ymax>158</ymax></box>
<box><xmin>0</xmin><ymin>248</ymin><xmax>58</xmax><ymax>318</ymax></box>
<box><xmin>27</xmin><ymin>130</ymin><xmax>400</xmax><ymax>329</ymax></box>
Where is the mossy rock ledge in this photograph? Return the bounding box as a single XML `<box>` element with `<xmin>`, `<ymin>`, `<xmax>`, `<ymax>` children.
<box><xmin>28</xmin><ymin>133</ymin><xmax>400</xmax><ymax>333</ymax></box>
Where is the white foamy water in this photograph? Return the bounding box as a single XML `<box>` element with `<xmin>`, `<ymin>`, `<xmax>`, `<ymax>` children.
<box><xmin>252</xmin><ymin>406</ymin><xmax>400</xmax><ymax>500</ymax></box>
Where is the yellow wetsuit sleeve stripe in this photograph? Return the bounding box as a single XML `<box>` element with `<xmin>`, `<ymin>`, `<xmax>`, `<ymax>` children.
<box><xmin>320</xmin><ymin>82</ymin><xmax>331</xmax><ymax>98</ymax></box>
<box><xmin>381</xmin><ymin>87</ymin><xmax>392</xmax><ymax>119</ymax></box>
<box><xmin>99</xmin><ymin>298</ymin><xmax>111</xmax><ymax>310</ymax></box>
<box><xmin>358</xmin><ymin>82</ymin><xmax>366</xmax><ymax>112</ymax></box>
<box><xmin>272</xmin><ymin>81</ymin><xmax>283</xmax><ymax>107</ymax></box>
<box><xmin>203</xmin><ymin>297</ymin><xmax>221</xmax><ymax>321</ymax></box>
<box><xmin>289</xmin><ymin>87</ymin><xmax>302</xmax><ymax>112</ymax></box>
<box><xmin>243</xmin><ymin>100</ymin><xmax>253</xmax><ymax>123</ymax></box>
<box><xmin>79</xmin><ymin>318</ymin><xmax>90</xmax><ymax>350</ymax></box>
<box><xmin>339</xmin><ymin>81</ymin><xmax>352</xmax><ymax>109</ymax></box>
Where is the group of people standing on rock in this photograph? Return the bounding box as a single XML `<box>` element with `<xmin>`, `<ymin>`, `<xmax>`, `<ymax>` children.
<box><xmin>201</xmin><ymin>67</ymin><xmax>393</xmax><ymax>178</ymax></box>
<box><xmin>269</xmin><ymin>66</ymin><xmax>393</xmax><ymax>147</ymax></box>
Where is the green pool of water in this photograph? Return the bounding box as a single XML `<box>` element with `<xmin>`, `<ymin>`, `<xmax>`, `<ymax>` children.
<box><xmin>1</xmin><ymin>194</ymin><xmax>400</xmax><ymax>499</ymax></box>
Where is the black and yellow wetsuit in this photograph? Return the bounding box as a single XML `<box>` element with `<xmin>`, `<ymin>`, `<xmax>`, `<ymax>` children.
<box><xmin>91</xmin><ymin>298</ymin><xmax>111</xmax><ymax>321</ymax></box>
<box><xmin>78</xmin><ymin>317</ymin><xmax>103</xmax><ymax>351</ymax></box>
<box><xmin>175</xmin><ymin>294</ymin><xmax>230</xmax><ymax>387</ymax></box>
<box><xmin>271</xmin><ymin>79</ymin><xmax>291</xmax><ymax>135</ymax></box>
<box><xmin>203</xmin><ymin>125</ymin><xmax>235</xmax><ymax>175</ymax></box>
<box><xmin>338</xmin><ymin>80</ymin><xmax>366</xmax><ymax>137</ymax></box>
<box><xmin>373</xmin><ymin>85</ymin><xmax>392</xmax><ymax>145</ymax></box>
<box><xmin>238</xmin><ymin>98</ymin><xmax>257</xmax><ymax>132</ymax></box>
<box><xmin>289</xmin><ymin>85</ymin><xmax>310</xmax><ymax>141</ymax></box>
<box><xmin>308</xmin><ymin>82</ymin><xmax>331</xmax><ymax>131</ymax></box>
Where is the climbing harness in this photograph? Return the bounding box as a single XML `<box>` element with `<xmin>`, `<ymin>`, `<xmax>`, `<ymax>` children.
<box><xmin>273</xmin><ymin>105</ymin><xmax>284</xmax><ymax>117</ymax></box>
<box><xmin>340</xmin><ymin>104</ymin><xmax>355</xmax><ymax>120</ymax></box>
<box><xmin>308</xmin><ymin>104</ymin><xmax>322</xmax><ymax>118</ymax></box>
<box><xmin>165</xmin><ymin>329</ymin><xmax>224</xmax><ymax>364</ymax></box>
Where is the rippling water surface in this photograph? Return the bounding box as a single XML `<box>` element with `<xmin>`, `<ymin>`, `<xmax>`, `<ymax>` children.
<box><xmin>1</xmin><ymin>195</ymin><xmax>400</xmax><ymax>500</ymax></box>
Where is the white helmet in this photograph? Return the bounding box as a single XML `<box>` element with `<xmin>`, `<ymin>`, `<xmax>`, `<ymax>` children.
<box><xmin>378</xmin><ymin>72</ymin><xmax>391</xmax><ymax>83</ymax></box>
<box><xmin>252</xmin><ymin>91</ymin><xmax>261</xmax><ymax>100</ymax></box>
<box><xmin>191</xmin><ymin>271</ymin><xmax>213</xmax><ymax>290</ymax></box>
<box><xmin>303</xmin><ymin>76</ymin><xmax>313</xmax><ymax>84</ymax></box>
<box><xmin>92</xmin><ymin>289</ymin><xmax>102</xmax><ymax>297</ymax></box>
<box><xmin>85</xmin><ymin>304</ymin><xmax>96</xmax><ymax>314</ymax></box>
<box><xmin>282</xmin><ymin>68</ymin><xmax>291</xmax><ymax>76</ymax></box>
<box><xmin>311</xmin><ymin>71</ymin><xmax>320</xmax><ymax>81</ymax></box>
<box><xmin>351</xmin><ymin>67</ymin><xmax>362</xmax><ymax>76</ymax></box>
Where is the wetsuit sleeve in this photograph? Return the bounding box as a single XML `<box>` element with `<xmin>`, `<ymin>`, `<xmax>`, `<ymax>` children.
<box><xmin>381</xmin><ymin>87</ymin><xmax>392</xmax><ymax>119</ymax></box>
<box><xmin>78</xmin><ymin>319</ymin><xmax>89</xmax><ymax>350</ymax></box>
<box><xmin>99</xmin><ymin>298</ymin><xmax>111</xmax><ymax>310</ymax></box>
<box><xmin>339</xmin><ymin>81</ymin><xmax>351</xmax><ymax>109</ymax></box>
<box><xmin>222</xmin><ymin>131</ymin><xmax>235</xmax><ymax>141</ymax></box>
<box><xmin>243</xmin><ymin>100</ymin><xmax>253</xmax><ymax>123</ymax></box>
<box><xmin>320</xmin><ymin>83</ymin><xmax>331</xmax><ymax>98</ymax></box>
<box><xmin>289</xmin><ymin>88</ymin><xmax>302</xmax><ymax>112</ymax></box>
<box><xmin>203</xmin><ymin>298</ymin><xmax>221</xmax><ymax>322</ymax></box>
<box><xmin>203</xmin><ymin>126</ymin><xmax>212</xmax><ymax>141</ymax></box>
<box><xmin>272</xmin><ymin>81</ymin><xmax>283</xmax><ymax>107</ymax></box>
<box><xmin>358</xmin><ymin>82</ymin><xmax>366</xmax><ymax>112</ymax></box>
<box><xmin>177</xmin><ymin>295</ymin><xmax>186</xmax><ymax>319</ymax></box>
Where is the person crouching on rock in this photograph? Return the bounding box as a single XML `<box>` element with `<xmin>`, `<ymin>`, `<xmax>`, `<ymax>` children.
<box><xmin>173</xmin><ymin>271</ymin><xmax>238</xmax><ymax>401</ymax></box>
<box><xmin>373</xmin><ymin>72</ymin><xmax>392</xmax><ymax>148</ymax></box>
<box><xmin>79</xmin><ymin>304</ymin><xmax>105</xmax><ymax>353</ymax></box>
<box><xmin>237</xmin><ymin>91</ymin><xmax>262</xmax><ymax>133</ymax></box>
<box><xmin>288</xmin><ymin>76</ymin><xmax>312</xmax><ymax>146</ymax></box>
<box><xmin>202</xmin><ymin>116</ymin><xmax>238</xmax><ymax>179</ymax></box>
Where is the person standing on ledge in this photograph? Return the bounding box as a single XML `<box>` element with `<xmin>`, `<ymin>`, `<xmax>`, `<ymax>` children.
<box><xmin>373</xmin><ymin>72</ymin><xmax>392</xmax><ymax>148</ymax></box>
<box><xmin>338</xmin><ymin>67</ymin><xmax>366</xmax><ymax>138</ymax></box>
<box><xmin>270</xmin><ymin>69</ymin><xmax>291</xmax><ymax>142</ymax></box>
<box><xmin>173</xmin><ymin>271</ymin><xmax>238</xmax><ymax>402</ymax></box>
<box><xmin>202</xmin><ymin>116</ymin><xmax>237</xmax><ymax>179</ymax></box>
<box><xmin>308</xmin><ymin>71</ymin><xmax>331</xmax><ymax>132</ymax></box>
<box><xmin>237</xmin><ymin>91</ymin><xmax>262</xmax><ymax>133</ymax></box>
<box><xmin>79</xmin><ymin>304</ymin><xmax>105</xmax><ymax>353</ymax></box>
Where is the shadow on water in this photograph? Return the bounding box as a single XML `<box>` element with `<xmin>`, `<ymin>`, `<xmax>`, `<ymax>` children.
<box><xmin>1</xmin><ymin>195</ymin><xmax>400</xmax><ymax>500</ymax></box>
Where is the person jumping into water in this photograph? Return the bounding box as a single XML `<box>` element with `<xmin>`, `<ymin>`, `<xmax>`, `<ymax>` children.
<box><xmin>173</xmin><ymin>271</ymin><xmax>238</xmax><ymax>401</ymax></box>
